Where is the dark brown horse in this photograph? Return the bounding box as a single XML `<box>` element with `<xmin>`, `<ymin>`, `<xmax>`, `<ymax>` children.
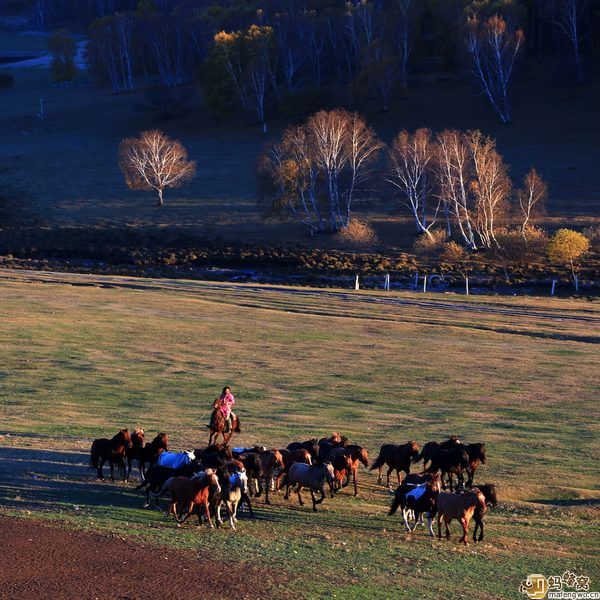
<box><xmin>426</xmin><ymin>446</ymin><xmax>470</xmax><ymax>491</ymax></box>
<box><xmin>90</xmin><ymin>429</ymin><xmax>132</xmax><ymax>480</ymax></box>
<box><xmin>370</xmin><ymin>441</ymin><xmax>420</xmax><ymax>488</ymax></box>
<box><xmin>207</xmin><ymin>408</ymin><xmax>241</xmax><ymax>445</ymax></box>
<box><xmin>418</xmin><ymin>437</ymin><xmax>461</xmax><ymax>469</ymax></box>
<box><xmin>463</xmin><ymin>443</ymin><xmax>487</xmax><ymax>488</ymax></box>
<box><xmin>286</xmin><ymin>439</ymin><xmax>319</xmax><ymax>460</ymax></box>
<box><xmin>138</xmin><ymin>432</ymin><xmax>169</xmax><ymax>476</ymax></box>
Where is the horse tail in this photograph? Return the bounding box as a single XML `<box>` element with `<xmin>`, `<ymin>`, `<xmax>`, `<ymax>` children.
<box><xmin>369</xmin><ymin>452</ymin><xmax>385</xmax><ymax>472</ymax></box>
<box><xmin>388</xmin><ymin>490</ymin><xmax>402</xmax><ymax>516</ymax></box>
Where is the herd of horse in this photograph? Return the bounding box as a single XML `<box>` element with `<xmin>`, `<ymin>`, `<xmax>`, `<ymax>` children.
<box><xmin>90</xmin><ymin>423</ymin><xmax>497</xmax><ymax>544</ymax></box>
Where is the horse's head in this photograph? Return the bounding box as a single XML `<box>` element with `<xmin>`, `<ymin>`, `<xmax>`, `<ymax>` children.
<box><xmin>480</xmin><ymin>483</ymin><xmax>497</xmax><ymax>507</ymax></box>
<box><xmin>357</xmin><ymin>447</ymin><xmax>369</xmax><ymax>467</ymax></box>
<box><xmin>271</xmin><ymin>449</ymin><xmax>285</xmax><ymax>470</ymax></box>
<box><xmin>207</xmin><ymin>470</ymin><xmax>221</xmax><ymax>495</ymax></box>
<box><xmin>154</xmin><ymin>433</ymin><xmax>169</xmax><ymax>450</ymax></box>
<box><xmin>330</xmin><ymin>432</ymin><xmax>341</xmax><ymax>443</ymax></box>
<box><xmin>120</xmin><ymin>428</ymin><xmax>133</xmax><ymax>449</ymax></box>
<box><xmin>428</xmin><ymin>473</ymin><xmax>442</xmax><ymax>494</ymax></box>
<box><xmin>476</xmin><ymin>443</ymin><xmax>487</xmax><ymax>464</ymax></box>
<box><xmin>409</xmin><ymin>441</ymin><xmax>420</xmax><ymax>462</ymax></box>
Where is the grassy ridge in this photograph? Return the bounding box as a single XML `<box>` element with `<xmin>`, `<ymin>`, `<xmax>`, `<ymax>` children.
<box><xmin>0</xmin><ymin>277</ymin><xmax>598</xmax><ymax>598</ymax></box>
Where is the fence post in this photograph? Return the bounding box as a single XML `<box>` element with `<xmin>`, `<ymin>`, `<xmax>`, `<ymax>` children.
<box><xmin>422</xmin><ymin>275</ymin><xmax>427</xmax><ymax>293</ymax></box>
<box><xmin>355</xmin><ymin>274</ymin><xmax>360</xmax><ymax>290</ymax></box>
<box><xmin>550</xmin><ymin>279</ymin><xmax>557</xmax><ymax>296</ymax></box>
<box><xmin>465</xmin><ymin>276</ymin><xmax>469</xmax><ymax>295</ymax></box>
<box><xmin>384</xmin><ymin>273</ymin><xmax>390</xmax><ymax>291</ymax></box>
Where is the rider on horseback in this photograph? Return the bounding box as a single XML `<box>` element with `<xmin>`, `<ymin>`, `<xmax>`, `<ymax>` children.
<box><xmin>217</xmin><ymin>386</ymin><xmax>236</xmax><ymax>433</ymax></box>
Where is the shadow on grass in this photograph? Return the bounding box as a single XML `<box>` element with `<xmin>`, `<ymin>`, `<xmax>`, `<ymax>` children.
<box><xmin>530</xmin><ymin>498</ymin><xmax>600</xmax><ymax>507</ymax></box>
<box><xmin>0</xmin><ymin>446</ymin><xmax>141</xmax><ymax>512</ymax></box>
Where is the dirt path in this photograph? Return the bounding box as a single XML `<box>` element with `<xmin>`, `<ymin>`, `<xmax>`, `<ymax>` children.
<box><xmin>0</xmin><ymin>516</ymin><xmax>277</xmax><ymax>600</ymax></box>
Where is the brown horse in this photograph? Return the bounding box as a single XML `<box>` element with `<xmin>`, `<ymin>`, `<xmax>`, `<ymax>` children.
<box><xmin>327</xmin><ymin>445</ymin><xmax>369</xmax><ymax>496</ymax></box>
<box><xmin>437</xmin><ymin>487</ymin><xmax>487</xmax><ymax>544</ymax></box>
<box><xmin>165</xmin><ymin>471</ymin><xmax>221</xmax><ymax>528</ymax></box>
<box><xmin>207</xmin><ymin>407</ymin><xmax>241</xmax><ymax>445</ymax></box>
<box><xmin>125</xmin><ymin>428</ymin><xmax>146</xmax><ymax>481</ymax></box>
<box><xmin>370</xmin><ymin>441</ymin><xmax>420</xmax><ymax>488</ymax></box>
<box><xmin>90</xmin><ymin>429</ymin><xmax>132</xmax><ymax>481</ymax></box>
<box><xmin>470</xmin><ymin>483</ymin><xmax>497</xmax><ymax>542</ymax></box>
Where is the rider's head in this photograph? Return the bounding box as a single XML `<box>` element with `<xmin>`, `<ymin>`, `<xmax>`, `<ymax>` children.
<box><xmin>222</xmin><ymin>386</ymin><xmax>231</xmax><ymax>395</ymax></box>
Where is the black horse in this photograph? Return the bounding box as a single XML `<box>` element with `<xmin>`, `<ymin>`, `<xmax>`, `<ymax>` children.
<box><xmin>370</xmin><ymin>441</ymin><xmax>420</xmax><ymax>488</ymax></box>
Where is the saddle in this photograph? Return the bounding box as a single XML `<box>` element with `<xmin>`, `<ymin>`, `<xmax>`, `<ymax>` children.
<box><xmin>405</xmin><ymin>483</ymin><xmax>427</xmax><ymax>503</ymax></box>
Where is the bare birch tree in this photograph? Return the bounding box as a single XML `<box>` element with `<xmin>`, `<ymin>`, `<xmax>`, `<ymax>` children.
<box><xmin>465</xmin><ymin>15</ymin><xmax>524</xmax><ymax>123</ymax></box>
<box><xmin>468</xmin><ymin>130</ymin><xmax>512</xmax><ymax>248</ymax></box>
<box><xmin>554</xmin><ymin>0</ymin><xmax>585</xmax><ymax>83</ymax></box>
<box><xmin>387</xmin><ymin>128</ymin><xmax>439</xmax><ymax>238</ymax></box>
<box><xmin>517</xmin><ymin>168</ymin><xmax>548</xmax><ymax>237</ymax></box>
<box><xmin>119</xmin><ymin>130</ymin><xmax>196</xmax><ymax>206</ymax></box>
<box><xmin>435</xmin><ymin>130</ymin><xmax>478</xmax><ymax>249</ymax></box>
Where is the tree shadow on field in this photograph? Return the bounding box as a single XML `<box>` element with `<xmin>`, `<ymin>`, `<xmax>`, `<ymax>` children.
<box><xmin>530</xmin><ymin>498</ymin><xmax>600</xmax><ymax>507</ymax></box>
<box><xmin>0</xmin><ymin>446</ymin><xmax>142</xmax><ymax>512</ymax></box>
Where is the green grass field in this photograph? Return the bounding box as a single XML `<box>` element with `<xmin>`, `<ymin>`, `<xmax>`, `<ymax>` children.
<box><xmin>0</xmin><ymin>273</ymin><xmax>599</xmax><ymax>599</ymax></box>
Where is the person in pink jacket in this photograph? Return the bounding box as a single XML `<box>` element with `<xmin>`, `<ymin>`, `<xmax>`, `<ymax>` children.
<box><xmin>219</xmin><ymin>386</ymin><xmax>236</xmax><ymax>433</ymax></box>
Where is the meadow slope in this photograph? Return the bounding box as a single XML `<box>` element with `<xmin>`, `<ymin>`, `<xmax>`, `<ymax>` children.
<box><xmin>0</xmin><ymin>273</ymin><xmax>599</xmax><ymax>599</ymax></box>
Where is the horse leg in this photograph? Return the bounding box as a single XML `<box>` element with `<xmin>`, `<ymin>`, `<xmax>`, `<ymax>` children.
<box><xmin>460</xmin><ymin>517</ymin><xmax>469</xmax><ymax>545</ymax></box>
<box><xmin>410</xmin><ymin>513</ymin><xmax>420</xmax><ymax>532</ymax></box>
<box><xmin>242</xmin><ymin>492</ymin><xmax>254</xmax><ymax>518</ymax></box>
<box><xmin>310</xmin><ymin>490</ymin><xmax>319</xmax><ymax>512</ymax></box>
<box><xmin>228</xmin><ymin>502</ymin><xmax>236</xmax><ymax>530</ymax></box>
<box><xmin>477</xmin><ymin>519</ymin><xmax>484</xmax><ymax>542</ymax></box>
<box><xmin>427</xmin><ymin>513</ymin><xmax>435</xmax><ymax>537</ymax></box>
<box><xmin>109</xmin><ymin>459</ymin><xmax>115</xmax><ymax>481</ymax></box>
<box><xmin>296</xmin><ymin>484</ymin><xmax>304</xmax><ymax>506</ymax></box>
<box><xmin>444</xmin><ymin>516</ymin><xmax>451</xmax><ymax>539</ymax></box>
<box><xmin>386</xmin><ymin>467</ymin><xmax>393</xmax><ymax>489</ymax></box>
<box><xmin>437</xmin><ymin>514</ymin><xmax>443</xmax><ymax>539</ymax></box>
<box><xmin>402</xmin><ymin>508</ymin><xmax>411</xmax><ymax>532</ymax></box>
<box><xmin>377</xmin><ymin>466</ymin><xmax>382</xmax><ymax>485</ymax></box>
<box><xmin>120</xmin><ymin>457</ymin><xmax>127</xmax><ymax>482</ymax></box>
<box><xmin>353</xmin><ymin>467</ymin><xmax>358</xmax><ymax>497</ymax></box>
<box><xmin>97</xmin><ymin>457</ymin><xmax>105</xmax><ymax>479</ymax></box>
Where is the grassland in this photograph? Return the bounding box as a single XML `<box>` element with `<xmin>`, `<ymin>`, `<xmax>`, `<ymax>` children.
<box><xmin>0</xmin><ymin>272</ymin><xmax>598</xmax><ymax>599</ymax></box>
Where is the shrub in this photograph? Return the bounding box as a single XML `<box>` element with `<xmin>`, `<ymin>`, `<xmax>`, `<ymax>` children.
<box><xmin>494</xmin><ymin>226</ymin><xmax>548</xmax><ymax>282</ymax></box>
<box><xmin>583</xmin><ymin>225</ymin><xmax>600</xmax><ymax>252</ymax></box>
<box><xmin>337</xmin><ymin>218</ymin><xmax>378</xmax><ymax>248</ymax></box>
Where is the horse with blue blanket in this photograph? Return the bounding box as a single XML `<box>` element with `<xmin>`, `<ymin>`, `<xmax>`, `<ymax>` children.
<box><xmin>388</xmin><ymin>473</ymin><xmax>442</xmax><ymax>536</ymax></box>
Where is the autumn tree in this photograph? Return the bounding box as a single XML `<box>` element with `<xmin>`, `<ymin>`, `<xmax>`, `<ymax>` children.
<box><xmin>337</xmin><ymin>218</ymin><xmax>378</xmax><ymax>247</ymax></box>
<box><xmin>49</xmin><ymin>29</ymin><xmax>77</xmax><ymax>82</ymax></box>
<box><xmin>517</xmin><ymin>168</ymin><xmax>547</xmax><ymax>237</ymax></box>
<box><xmin>119</xmin><ymin>129</ymin><xmax>196</xmax><ymax>206</ymax></box>
<box><xmin>211</xmin><ymin>25</ymin><xmax>276</xmax><ymax>133</ymax></box>
<box><xmin>387</xmin><ymin>128</ymin><xmax>439</xmax><ymax>238</ymax></box>
<box><xmin>261</xmin><ymin>108</ymin><xmax>382</xmax><ymax>233</ymax></box>
<box><xmin>465</xmin><ymin>15</ymin><xmax>524</xmax><ymax>123</ymax></box>
<box><xmin>547</xmin><ymin>228</ymin><xmax>589</xmax><ymax>285</ymax></box>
